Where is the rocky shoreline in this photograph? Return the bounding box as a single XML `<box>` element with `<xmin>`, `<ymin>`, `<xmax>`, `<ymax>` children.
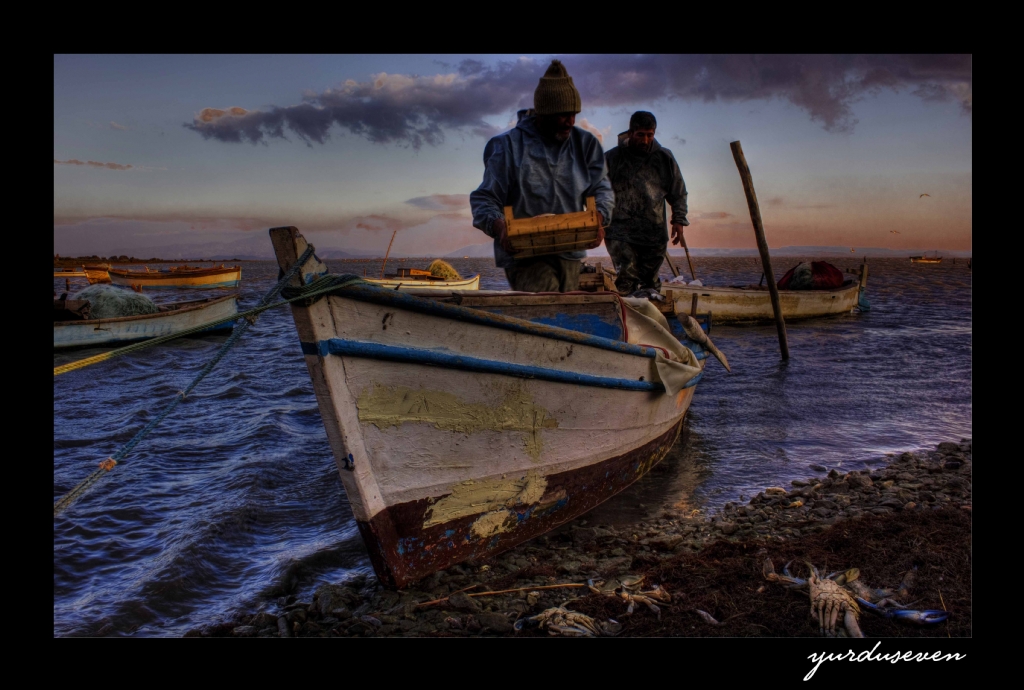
<box><xmin>187</xmin><ymin>437</ymin><xmax>971</xmax><ymax>638</ymax></box>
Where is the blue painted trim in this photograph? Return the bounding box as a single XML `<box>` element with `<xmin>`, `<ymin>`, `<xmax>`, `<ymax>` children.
<box><xmin>301</xmin><ymin>338</ymin><xmax>705</xmax><ymax>391</ymax></box>
<box><xmin>324</xmin><ymin>281</ymin><xmax>663</xmax><ymax>361</ymax></box>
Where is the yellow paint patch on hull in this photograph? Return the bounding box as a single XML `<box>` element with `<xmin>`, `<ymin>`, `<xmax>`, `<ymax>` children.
<box><xmin>356</xmin><ymin>383</ymin><xmax>558</xmax><ymax>459</ymax></box>
<box><xmin>470</xmin><ymin>509</ymin><xmax>517</xmax><ymax>539</ymax></box>
<box><xmin>423</xmin><ymin>470</ymin><xmax>549</xmax><ymax>528</ymax></box>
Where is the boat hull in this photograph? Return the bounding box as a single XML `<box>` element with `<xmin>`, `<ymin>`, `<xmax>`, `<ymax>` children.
<box><xmin>664</xmin><ymin>281</ymin><xmax>861</xmax><ymax>323</ymax></box>
<box><xmin>108</xmin><ymin>267</ymin><xmax>241</xmax><ymax>288</ymax></box>
<box><xmin>269</xmin><ymin>227</ymin><xmax>704</xmax><ymax>588</ymax></box>
<box><xmin>366</xmin><ymin>274</ymin><xmax>480</xmax><ymax>290</ymax></box>
<box><xmin>358</xmin><ymin>419</ymin><xmax>683</xmax><ymax>587</ymax></box>
<box><xmin>53</xmin><ymin>295</ymin><xmax>238</xmax><ymax>349</ymax></box>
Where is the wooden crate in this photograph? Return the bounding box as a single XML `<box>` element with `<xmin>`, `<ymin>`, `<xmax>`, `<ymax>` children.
<box><xmin>504</xmin><ymin>196</ymin><xmax>601</xmax><ymax>258</ymax></box>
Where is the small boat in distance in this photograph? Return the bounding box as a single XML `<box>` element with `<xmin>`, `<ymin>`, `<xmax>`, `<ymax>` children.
<box><xmin>910</xmin><ymin>253</ymin><xmax>943</xmax><ymax>264</ymax></box>
<box><xmin>54</xmin><ymin>294</ymin><xmax>238</xmax><ymax>350</ymax></box>
<box><xmin>367</xmin><ymin>267</ymin><xmax>481</xmax><ymax>291</ymax></box>
<box><xmin>108</xmin><ymin>264</ymin><xmax>241</xmax><ymax>289</ymax></box>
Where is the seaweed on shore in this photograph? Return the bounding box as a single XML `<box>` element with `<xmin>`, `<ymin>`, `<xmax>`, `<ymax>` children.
<box><xmin>552</xmin><ymin>507</ymin><xmax>971</xmax><ymax>638</ymax></box>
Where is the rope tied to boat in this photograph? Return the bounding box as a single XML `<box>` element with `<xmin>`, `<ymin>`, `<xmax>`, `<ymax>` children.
<box><xmin>53</xmin><ymin>246</ymin><xmax>316</xmax><ymax>518</ymax></box>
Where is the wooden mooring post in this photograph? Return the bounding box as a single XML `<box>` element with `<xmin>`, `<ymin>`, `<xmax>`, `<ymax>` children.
<box><xmin>730</xmin><ymin>140</ymin><xmax>789</xmax><ymax>360</ymax></box>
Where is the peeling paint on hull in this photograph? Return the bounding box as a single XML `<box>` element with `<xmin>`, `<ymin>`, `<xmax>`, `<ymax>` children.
<box><xmin>356</xmin><ymin>383</ymin><xmax>558</xmax><ymax>460</ymax></box>
<box><xmin>355</xmin><ymin>420</ymin><xmax>683</xmax><ymax>589</ymax></box>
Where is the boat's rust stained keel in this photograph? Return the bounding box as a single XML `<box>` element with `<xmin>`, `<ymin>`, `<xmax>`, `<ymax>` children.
<box><xmin>357</xmin><ymin>420</ymin><xmax>683</xmax><ymax>588</ymax></box>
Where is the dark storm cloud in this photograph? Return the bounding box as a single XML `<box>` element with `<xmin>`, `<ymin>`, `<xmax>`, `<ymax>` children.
<box><xmin>187</xmin><ymin>54</ymin><xmax>971</xmax><ymax>146</ymax></box>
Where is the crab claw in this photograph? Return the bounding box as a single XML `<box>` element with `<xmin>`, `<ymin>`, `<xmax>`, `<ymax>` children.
<box><xmin>855</xmin><ymin>597</ymin><xmax>950</xmax><ymax>624</ymax></box>
<box><xmin>804</xmin><ymin>561</ymin><xmax>821</xmax><ymax>580</ymax></box>
<box><xmin>777</xmin><ymin>560</ymin><xmax>807</xmax><ymax>588</ymax></box>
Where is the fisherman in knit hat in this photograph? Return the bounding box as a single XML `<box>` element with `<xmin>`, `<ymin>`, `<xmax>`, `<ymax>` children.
<box><xmin>470</xmin><ymin>60</ymin><xmax>614</xmax><ymax>292</ymax></box>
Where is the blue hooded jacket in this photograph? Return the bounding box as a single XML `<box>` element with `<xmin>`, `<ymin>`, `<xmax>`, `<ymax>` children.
<box><xmin>470</xmin><ymin>110</ymin><xmax>615</xmax><ymax>269</ymax></box>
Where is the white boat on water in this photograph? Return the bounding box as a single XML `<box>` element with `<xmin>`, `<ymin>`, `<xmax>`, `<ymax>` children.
<box><xmin>269</xmin><ymin>226</ymin><xmax>718</xmax><ymax>588</ymax></box>
<box><xmin>54</xmin><ymin>294</ymin><xmax>238</xmax><ymax>350</ymax></box>
<box><xmin>366</xmin><ymin>273</ymin><xmax>481</xmax><ymax>291</ymax></box>
<box><xmin>655</xmin><ymin>263</ymin><xmax>869</xmax><ymax>323</ymax></box>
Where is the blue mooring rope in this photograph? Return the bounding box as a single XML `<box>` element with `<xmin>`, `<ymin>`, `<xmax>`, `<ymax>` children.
<box><xmin>53</xmin><ymin>245</ymin><xmax>317</xmax><ymax>518</ymax></box>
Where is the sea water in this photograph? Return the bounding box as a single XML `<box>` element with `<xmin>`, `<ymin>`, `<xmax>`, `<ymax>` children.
<box><xmin>53</xmin><ymin>257</ymin><xmax>971</xmax><ymax>635</ymax></box>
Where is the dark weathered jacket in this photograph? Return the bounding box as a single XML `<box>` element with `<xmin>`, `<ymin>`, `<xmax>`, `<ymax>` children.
<box><xmin>470</xmin><ymin>110</ymin><xmax>615</xmax><ymax>269</ymax></box>
<box><xmin>604</xmin><ymin>132</ymin><xmax>688</xmax><ymax>249</ymax></box>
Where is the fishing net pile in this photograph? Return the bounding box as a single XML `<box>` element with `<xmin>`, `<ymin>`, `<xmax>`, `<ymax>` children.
<box><xmin>427</xmin><ymin>259</ymin><xmax>462</xmax><ymax>280</ymax></box>
<box><xmin>777</xmin><ymin>261</ymin><xmax>844</xmax><ymax>290</ymax></box>
<box><xmin>72</xmin><ymin>284</ymin><xmax>159</xmax><ymax>319</ymax></box>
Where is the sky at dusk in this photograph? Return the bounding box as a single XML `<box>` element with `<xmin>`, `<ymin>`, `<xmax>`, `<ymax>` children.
<box><xmin>54</xmin><ymin>54</ymin><xmax>972</xmax><ymax>259</ymax></box>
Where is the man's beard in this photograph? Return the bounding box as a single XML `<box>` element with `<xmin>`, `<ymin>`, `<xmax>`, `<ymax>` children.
<box><xmin>554</xmin><ymin>130</ymin><xmax>571</xmax><ymax>142</ymax></box>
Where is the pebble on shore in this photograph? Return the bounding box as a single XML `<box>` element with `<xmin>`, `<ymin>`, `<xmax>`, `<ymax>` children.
<box><xmin>186</xmin><ymin>438</ymin><xmax>971</xmax><ymax>638</ymax></box>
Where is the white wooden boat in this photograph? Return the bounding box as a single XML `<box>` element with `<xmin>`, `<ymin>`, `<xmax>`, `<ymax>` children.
<box><xmin>660</xmin><ymin>264</ymin><xmax>869</xmax><ymax>323</ymax></box>
<box><xmin>108</xmin><ymin>264</ymin><xmax>241</xmax><ymax>289</ymax></box>
<box><xmin>54</xmin><ymin>294</ymin><xmax>238</xmax><ymax>350</ymax></box>
<box><xmin>270</xmin><ymin>226</ymin><xmax>715</xmax><ymax>588</ymax></box>
<box><xmin>366</xmin><ymin>273</ymin><xmax>480</xmax><ymax>291</ymax></box>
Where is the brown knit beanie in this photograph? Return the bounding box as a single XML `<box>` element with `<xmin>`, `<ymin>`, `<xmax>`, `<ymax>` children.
<box><xmin>534</xmin><ymin>60</ymin><xmax>581</xmax><ymax>115</ymax></box>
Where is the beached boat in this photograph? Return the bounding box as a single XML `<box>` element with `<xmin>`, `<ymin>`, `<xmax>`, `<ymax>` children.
<box><xmin>367</xmin><ymin>271</ymin><xmax>481</xmax><ymax>291</ymax></box>
<box><xmin>54</xmin><ymin>294</ymin><xmax>238</xmax><ymax>350</ymax></box>
<box><xmin>107</xmin><ymin>264</ymin><xmax>242</xmax><ymax>289</ymax></box>
<box><xmin>53</xmin><ymin>268</ymin><xmax>87</xmax><ymax>278</ymax></box>
<box><xmin>270</xmin><ymin>226</ymin><xmax>714</xmax><ymax>587</ymax></box>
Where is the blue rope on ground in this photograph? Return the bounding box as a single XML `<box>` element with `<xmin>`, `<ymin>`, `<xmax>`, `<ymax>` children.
<box><xmin>54</xmin><ymin>246</ymin><xmax>316</xmax><ymax>518</ymax></box>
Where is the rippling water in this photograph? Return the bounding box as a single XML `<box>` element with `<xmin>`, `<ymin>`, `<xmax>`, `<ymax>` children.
<box><xmin>53</xmin><ymin>256</ymin><xmax>972</xmax><ymax>636</ymax></box>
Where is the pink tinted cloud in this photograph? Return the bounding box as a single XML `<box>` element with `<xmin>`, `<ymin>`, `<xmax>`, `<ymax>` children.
<box><xmin>54</xmin><ymin>158</ymin><xmax>133</xmax><ymax>171</ymax></box>
<box><xmin>404</xmin><ymin>194</ymin><xmax>470</xmax><ymax>212</ymax></box>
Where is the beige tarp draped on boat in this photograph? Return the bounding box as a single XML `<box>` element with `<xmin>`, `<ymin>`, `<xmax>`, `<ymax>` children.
<box><xmin>620</xmin><ymin>297</ymin><xmax>702</xmax><ymax>396</ymax></box>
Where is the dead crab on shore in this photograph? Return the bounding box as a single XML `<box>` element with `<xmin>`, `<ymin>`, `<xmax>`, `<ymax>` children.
<box><xmin>763</xmin><ymin>559</ymin><xmax>950</xmax><ymax>637</ymax></box>
<box><xmin>516</xmin><ymin>606</ymin><xmax>623</xmax><ymax>637</ymax></box>
<box><xmin>587</xmin><ymin>574</ymin><xmax>672</xmax><ymax>616</ymax></box>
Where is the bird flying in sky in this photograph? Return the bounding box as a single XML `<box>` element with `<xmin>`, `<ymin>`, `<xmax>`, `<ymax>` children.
<box><xmin>920</xmin><ymin>193</ymin><xmax>931</xmax><ymax>198</ymax></box>
<box><xmin>890</xmin><ymin>230</ymin><xmax>901</xmax><ymax>234</ymax></box>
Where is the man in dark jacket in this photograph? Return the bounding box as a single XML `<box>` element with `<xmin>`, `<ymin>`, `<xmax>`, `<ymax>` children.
<box><xmin>470</xmin><ymin>60</ymin><xmax>614</xmax><ymax>292</ymax></box>
<box><xmin>603</xmin><ymin>111</ymin><xmax>688</xmax><ymax>295</ymax></box>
